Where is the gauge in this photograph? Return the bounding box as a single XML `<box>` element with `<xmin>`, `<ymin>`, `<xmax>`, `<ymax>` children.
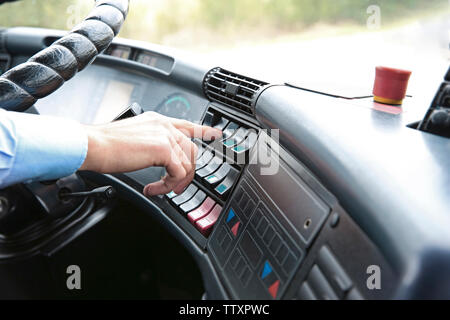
<box><xmin>155</xmin><ymin>93</ymin><xmax>192</xmax><ymax>120</ymax></box>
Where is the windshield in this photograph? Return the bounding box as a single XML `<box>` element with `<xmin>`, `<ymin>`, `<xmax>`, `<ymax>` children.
<box><xmin>1</xmin><ymin>0</ymin><xmax>449</xmax><ymax>104</ymax></box>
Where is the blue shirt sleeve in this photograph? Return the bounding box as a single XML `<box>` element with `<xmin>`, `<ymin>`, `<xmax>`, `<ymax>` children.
<box><xmin>0</xmin><ymin>109</ymin><xmax>88</xmax><ymax>188</ymax></box>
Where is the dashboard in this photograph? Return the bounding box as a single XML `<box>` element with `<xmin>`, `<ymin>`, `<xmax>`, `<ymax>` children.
<box><xmin>1</xmin><ymin>27</ymin><xmax>450</xmax><ymax>300</ymax></box>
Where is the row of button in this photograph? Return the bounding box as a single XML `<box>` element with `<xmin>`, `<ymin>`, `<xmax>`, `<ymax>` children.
<box><xmin>203</xmin><ymin>111</ymin><xmax>258</xmax><ymax>155</ymax></box>
<box><xmin>297</xmin><ymin>246</ymin><xmax>362</xmax><ymax>300</ymax></box>
<box><xmin>249</xmin><ymin>206</ymin><xmax>300</xmax><ymax>277</ymax></box>
<box><xmin>229</xmin><ymin>249</ymin><xmax>252</xmax><ymax>287</ymax></box>
<box><xmin>166</xmin><ymin>184</ymin><xmax>222</xmax><ymax>237</ymax></box>
<box><xmin>194</xmin><ymin>142</ymin><xmax>240</xmax><ymax>198</ymax></box>
<box><xmin>233</xmin><ymin>184</ymin><xmax>257</xmax><ymax>223</ymax></box>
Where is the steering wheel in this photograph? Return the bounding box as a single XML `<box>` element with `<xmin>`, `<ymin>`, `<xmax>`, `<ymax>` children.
<box><xmin>0</xmin><ymin>0</ymin><xmax>129</xmax><ymax>112</ymax></box>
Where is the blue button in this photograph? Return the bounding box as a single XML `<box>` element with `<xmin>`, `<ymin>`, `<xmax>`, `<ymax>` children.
<box><xmin>166</xmin><ymin>191</ymin><xmax>177</xmax><ymax>199</ymax></box>
<box><xmin>223</xmin><ymin>139</ymin><xmax>236</xmax><ymax>147</ymax></box>
<box><xmin>216</xmin><ymin>184</ymin><xmax>227</xmax><ymax>194</ymax></box>
<box><xmin>227</xmin><ymin>208</ymin><xmax>235</xmax><ymax>223</ymax></box>
<box><xmin>233</xmin><ymin>145</ymin><xmax>246</xmax><ymax>153</ymax></box>
<box><xmin>261</xmin><ymin>261</ymin><xmax>272</xmax><ymax>279</ymax></box>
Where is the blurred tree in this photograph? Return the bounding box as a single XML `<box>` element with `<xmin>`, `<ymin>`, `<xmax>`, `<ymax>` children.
<box><xmin>0</xmin><ymin>0</ymin><xmax>447</xmax><ymax>48</ymax></box>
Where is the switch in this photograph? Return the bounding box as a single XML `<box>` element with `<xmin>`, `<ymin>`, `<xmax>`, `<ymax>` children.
<box><xmin>268</xmin><ymin>280</ymin><xmax>280</xmax><ymax>299</ymax></box>
<box><xmin>215</xmin><ymin>167</ymin><xmax>239</xmax><ymax>196</ymax></box>
<box><xmin>226</xmin><ymin>208</ymin><xmax>236</xmax><ymax>223</ymax></box>
<box><xmin>346</xmin><ymin>288</ymin><xmax>363</xmax><ymax>300</ymax></box>
<box><xmin>260</xmin><ymin>260</ymin><xmax>281</xmax><ymax>299</ymax></box>
<box><xmin>222</xmin><ymin>122</ymin><xmax>239</xmax><ymax>139</ymax></box>
<box><xmin>179</xmin><ymin>190</ymin><xmax>207</xmax><ymax>214</ymax></box>
<box><xmin>257</xmin><ymin>216</ymin><xmax>269</xmax><ymax>236</ymax></box>
<box><xmin>243</xmin><ymin>199</ymin><xmax>256</xmax><ymax>219</ymax></box>
<box><xmin>233</xmin><ymin>131</ymin><xmax>258</xmax><ymax>154</ymax></box>
<box><xmin>231</xmin><ymin>221</ymin><xmax>241</xmax><ymax>237</ymax></box>
<box><xmin>269</xmin><ymin>233</ymin><xmax>282</xmax><ymax>255</ymax></box>
<box><xmin>239</xmin><ymin>192</ymin><xmax>249</xmax><ymax>209</ymax></box>
<box><xmin>213</xmin><ymin>117</ymin><xmax>229</xmax><ymax>130</ymax></box>
<box><xmin>223</xmin><ymin>127</ymin><xmax>248</xmax><ymax>148</ymax></box>
<box><xmin>202</xmin><ymin>111</ymin><xmax>215</xmax><ymax>126</ymax></box>
<box><xmin>307</xmin><ymin>265</ymin><xmax>338</xmax><ymax>300</ymax></box>
<box><xmin>225</xmin><ymin>207</ymin><xmax>241</xmax><ymax>237</ymax></box>
<box><xmin>263</xmin><ymin>226</ymin><xmax>275</xmax><ymax>245</ymax></box>
<box><xmin>196</xmin><ymin>150</ymin><xmax>214</xmax><ymax>170</ymax></box>
<box><xmin>196</xmin><ymin>203</ymin><xmax>222</xmax><ymax>236</ymax></box>
<box><xmin>166</xmin><ymin>191</ymin><xmax>177</xmax><ymax>199</ymax></box>
<box><xmin>317</xmin><ymin>246</ymin><xmax>352</xmax><ymax>297</ymax></box>
<box><xmin>275</xmin><ymin>244</ymin><xmax>288</xmax><ymax>264</ymax></box>
<box><xmin>298</xmin><ymin>282</ymin><xmax>317</xmax><ymax>300</ymax></box>
<box><xmin>171</xmin><ymin>184</ymin><xmax>198</xmax><ymax>206</ymax></box>
<box><xmin>205</xmin><ymin>163</ymin><xmax>231</xmax><ymax>185</ymax></box>
<box><xmin>240</xmin><ymin>231</ymin><xmax>262</xmax><ymax>268</ymax></box>
<box><xmin>196</xmin><ymin>156</ymin><xmax>222</xmax><ymax>178</ymax></box>
<box><xmin>194</xmin><ymin>141</ymin><xmax>205</xmax><ymax>160</ymax></box>
<box><xmin>187</xmin><ymin>197</ymin><xmax>215</xmax><ymax>224</ymax></box>
<box><xmin>261</xmin><ymin>261</ymin><xmax>273</xmax><ymax>279</ymax></box>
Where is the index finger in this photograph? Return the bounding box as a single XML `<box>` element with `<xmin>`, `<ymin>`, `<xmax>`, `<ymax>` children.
<box><xmin>172</xmin><ymin>119</ymin><xmax>222</xmax><ymax>141</ymax></box>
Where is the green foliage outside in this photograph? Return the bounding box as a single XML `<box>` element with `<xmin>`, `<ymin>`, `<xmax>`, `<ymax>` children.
<box><xmin>0</xmin><ymin>0</ymin><xmax>447</xmax><ymax>49</ymax></box>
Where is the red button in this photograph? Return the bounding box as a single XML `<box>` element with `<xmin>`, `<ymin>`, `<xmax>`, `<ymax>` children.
<box><xmin>188</xmin><ymin>197</ymin><xmax>216</xmax><ymax>224</ymax></box>
<box><xmin>196</xmin><ymin>204</ymin><xmax>222</xmax><ymax>236</ymax></box>
<box><xmin>231</xmin><ymin>221</ymin><xmax>241</xmax><ymax>237</ymax></box>
<box><xmin>373</xmin><ymin>66</ymin><xmax>412</xmax><ymax>105</ymax></box>
<box><xmin>268</xmin><ymin>280</ymin><xmax>280</xmax><ymax>299</ymax></box>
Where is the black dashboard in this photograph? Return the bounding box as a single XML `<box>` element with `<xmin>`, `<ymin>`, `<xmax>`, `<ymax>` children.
<box><xmin>1</xmin><ymin>26</ymin><xmax>450</xmax><ymax>300</ymax></box>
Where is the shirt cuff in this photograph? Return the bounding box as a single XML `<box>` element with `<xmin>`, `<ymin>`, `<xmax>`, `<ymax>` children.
<box><xmin>5</xmin><ymin>111</ymin><xmax>88</xmax><ymax>185</ymax></box>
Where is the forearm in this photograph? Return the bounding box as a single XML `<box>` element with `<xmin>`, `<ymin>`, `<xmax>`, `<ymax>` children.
<box><xmin>0</xmin><ymin>110</ymin><xmax>221</xmax><ymax>196</ymax></box>
<box><xmin>0</xmin><ymin>110</ymin><xmax>88</xmax><ymax>188</ymax></box>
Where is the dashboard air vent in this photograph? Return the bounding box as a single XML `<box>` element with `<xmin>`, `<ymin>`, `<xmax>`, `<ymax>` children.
<box><xmin>203</xmin><ymin>67</ymin><xmax>269</xmax><ymax>115</ymax></box>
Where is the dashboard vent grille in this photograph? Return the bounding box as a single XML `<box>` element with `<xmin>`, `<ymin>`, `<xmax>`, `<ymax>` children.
<box><xmin>203</xmin><ymin>67</ymin><xmax>268</xmax><ymax>115</ymax></box>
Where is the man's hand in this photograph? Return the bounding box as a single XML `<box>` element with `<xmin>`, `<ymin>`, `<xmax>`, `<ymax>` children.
<box><xmin>80</xmin><ymin>111</ymin><xmax>222</xmax><ymax>196</ymax></box>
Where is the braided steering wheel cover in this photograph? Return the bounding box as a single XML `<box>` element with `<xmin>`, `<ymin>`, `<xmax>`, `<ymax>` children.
<box><xmin>0</xmin><ymin>0</ymin><xmax>129</xmax><ymax>112</ymax></box>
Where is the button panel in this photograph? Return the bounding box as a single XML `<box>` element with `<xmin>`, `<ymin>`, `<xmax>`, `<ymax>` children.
<box><xmin>294</xmin><ymin>246</ymin><xmax>360</xmax><ymax>300</ymax></box>
<box><xmin>209</xmin><ymin>179</ymin><xmax>304</xmax><ymax>299</ymax></box>
<box><xmin>164</xmin><ymin>106</ymin><xmax>259</xmax><ymax>242</ymax></box>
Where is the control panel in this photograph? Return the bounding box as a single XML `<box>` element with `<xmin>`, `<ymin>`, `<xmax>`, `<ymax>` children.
<box><xmin>207</xmin><ymin>134</ymin><xmax>337</xmax><ymax>299</ymax></box>
<box><xmin>206</xmin><ymin>133</ymin><xmax>396</xmax><ymax>300</ymax></box>
<box><xmin>161</xmin><ymin>105</ymin><xmax>259</xmax><ymax>241</ymax></box>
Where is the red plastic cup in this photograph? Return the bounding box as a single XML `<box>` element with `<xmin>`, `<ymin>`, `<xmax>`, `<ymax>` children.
<box><xmin>373</xmin><ymin>66</ymin><xmax>412</xmax><ymax>105</ymax></box>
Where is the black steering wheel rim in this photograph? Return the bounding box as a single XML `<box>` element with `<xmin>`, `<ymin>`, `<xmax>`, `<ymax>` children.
<box><xmin>0</xmin><ymin>0</ymin><xmax>129</xmax><ymax>112</ymax></box>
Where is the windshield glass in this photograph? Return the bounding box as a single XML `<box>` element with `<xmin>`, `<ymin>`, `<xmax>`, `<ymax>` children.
<box><xmin>1</xmin><ymin>0</ymin><xmax>449</xmax><ymax>103</ymax></box>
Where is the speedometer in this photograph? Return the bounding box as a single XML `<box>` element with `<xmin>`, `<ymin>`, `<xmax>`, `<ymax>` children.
<box><xmin>155</xmin><ymin>93</ymin><xmax>192</xmax><ymax>120</ymax></box>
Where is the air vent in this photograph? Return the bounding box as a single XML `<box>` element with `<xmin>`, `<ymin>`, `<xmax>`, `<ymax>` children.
<box><xmin>203</xmin><ymin>67</ymin><xmax>269</xmax><ymax>115</ymax></box>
